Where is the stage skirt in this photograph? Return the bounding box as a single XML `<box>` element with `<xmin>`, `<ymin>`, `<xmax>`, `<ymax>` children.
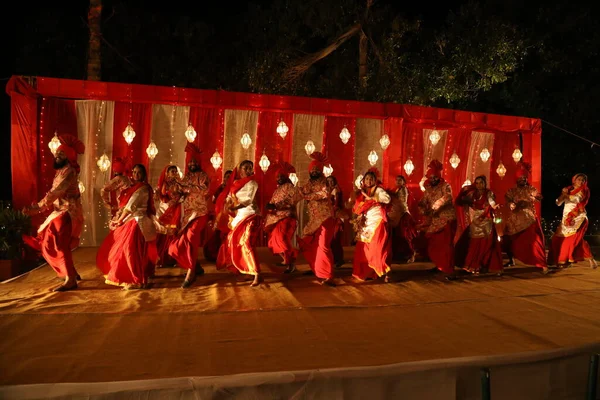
<box><xmin>298</xmin><ymin>217</ymin><xmax>335</xmax><ymax>280</ymax></box>
<box><xmin>425</xmin><ymin>220</ymin><xmax>456</xmax><ymax>274</ymax></box>
<box><xmin>502</xmin><ymin>220</ymin><xmax>547</xmax><ymax>268</ymax></box>
<box><xmin>352</xmin><ymin>220</ymin><xmax>391</xmax><ymax>280</ymax></box>
<box><xmin>216</xmin><ymin>214</ymin><xmax>262</xmax><ymax>275</ymax></box>
<box><xmin>267</xmin><ymin>217</ymin><xmax>297</xmax><ymax>265</ymax></box>
<box><xmin>392</xmin><ymin>212</ymin><xmax>417</xmax><ymax>260</ymax></box>
<box><xmin>331</xmin><ymin>217</ymin><xmax>344</xmax><ymax>264</ymax></box>
<box><xmin>156</xmin><ymin>234</ymin><xmax>177</xmax><ymax>266</ymax></box>
<box><xmin>23</xmin><ymin>212</ymin><xmax>77</xmax><ymax>279</ymax></box>
<box><xmin>547</xmin><ymin>219</ymin><xmax>594</xmax><ymax>266</ymax></box>
<box><xmin>456</xmin><ymin>226</ymin><xmax>503</xmax><ymax>273</ymax></box>
<box><xmin>203</xmin><ymin>228</ymin><xmax>226</xmax><ymax>262</ymax></box>
<box><xmin>97</xmin><ymin>219</ymin><xmax>156</xmax><ymax>286</ymax></box>
<box><xmin>167</xmin><ymin>215</ymin><xmax>208</xmax><ymax>270</ymax></box>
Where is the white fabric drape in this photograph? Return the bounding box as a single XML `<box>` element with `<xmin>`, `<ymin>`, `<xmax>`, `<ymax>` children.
<box><xmin>291</xmin><ymin>114</ymin><xmax>325</xmax><ymax>240</ymax></box>
<box><xmin>422</xmin><ymin>128</ymin><xmax>449</xmax><ymax>176</ymax></box>
<box><xmin>354</xmin><ymin>118</ymin><xmax>383</xmax><ymax>177</ymax></box>
<box><xmin>75</xmin><ymin>100</ymin><xmax>115</xmax><ymax>247</ymax></box>
<box><xmin>222</xmin><ymin>110</ymin><xmax>259</xmax><ymax>172</ymax></box>
<box><xmin>148</xmin><ymin>104</ymin><xmax>191</xmax><ymax>188</ymax></box>
<box><xmin>466</xmin><ymin>131</ymin><xmax>495</xmax><ymax>183</ymax></box>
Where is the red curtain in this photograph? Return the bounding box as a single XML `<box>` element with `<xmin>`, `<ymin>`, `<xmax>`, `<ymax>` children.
<box><xmin>112</xmin><ymin>102</ymin><xmax>153</xmax><ymax>173</ymax></box>
<box><xmin>443</xmin><ymin>128</ymin><xmax>472</xmax><ymax>197</ymax></box>
<box><xmin>188</xmin><ymin>107</ymin><xmax>225</xmax><ymax>196</ymax></box>
<box><xmin>383</xmin><ymin>117</ymin><xmax>403</xmax><ymax>189</ymax></box>
<box><xmin>400</xmin><ymin>124</ymin><xmax>426</xmax><ymax>208</ymax></box>
<box><xmin>322</xmin><ymin>116</ymin><xmax>356</xmax><ymax>201</ymax></box>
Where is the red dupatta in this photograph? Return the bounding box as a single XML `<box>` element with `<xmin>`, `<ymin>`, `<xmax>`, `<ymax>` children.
<box><xmin>353</xmin><ymin>185</ymin><xmax>382</xmax><ymax>215</ymax></box>
<box><xmin>565</xmin><ymin>174</ymin><xmax>590</xmax><ymax>225</ymax></box>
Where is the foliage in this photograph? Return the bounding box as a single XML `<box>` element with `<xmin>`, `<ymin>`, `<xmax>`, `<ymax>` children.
<box><xmin>0</xmin><ymin>201</ymin><xmax>33</xmax><ymax>260</ymax></box>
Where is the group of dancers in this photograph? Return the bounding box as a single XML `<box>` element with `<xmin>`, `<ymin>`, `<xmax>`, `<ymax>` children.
<box><xmin>22</xmin><ymin>134</ymin><xmax>597</xmax><ymax>292</ymax></box>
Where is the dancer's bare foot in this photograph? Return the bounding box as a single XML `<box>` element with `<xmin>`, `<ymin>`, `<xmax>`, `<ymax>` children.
<box><xmin>251</xmin><ymin>274</ymin><xmax>262</xmax><ymax>287</ymax></box>
<box><xmin>384</xmin><ymin>274</ymin><xmax>391</xmax><ymax>283</ymax></box>
<box><xmin>542</xmin><ymin>267</ymin><xmax>550</xmax><ymax>275</ymax></box>
<box><xmin>407</xmin><ymin>253</ymin><xmax>416</xmax><ymax>264</ymax></box>
<box><xmin>590</xmin><ymin>259</ymin><xmax>598</xmax><ymax>269</ymax></box>
<box><xmin>52</xmin><ymin>276</ymin><xmax>78</xmax><ymax>292</ymax></box>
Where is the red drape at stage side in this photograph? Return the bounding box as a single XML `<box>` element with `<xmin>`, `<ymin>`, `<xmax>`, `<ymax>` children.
<box><xmin>188</xmin><ymin>107</ymin><xmax>224</xmax><ymax>195</ymax></box>
<box><xmin>7</xmin><ymin>82</ymin><xmax>38</xmax><ymax>210</ymax></box>
<box><xmin>522</xmin><ymin>130</ymin><xmax>543</xmax><ymax>217</ymax></box>
<box><xmin>112</xmin><ymin>102</ymin><xmax>153</xmax><ymax>171</ymax></box>
<box><xmin>400</xmin><ymin>124</ymin><xmax>426</xmax><ymax>207</ymax></box>
<box><xmin>443</xmin><ymin>128</ymin><xmax>472</xmax><ymax>197</ymax></box>
<box><xmin>490</xmin><ymin>129</ymin><xmax>521</xmax><ymax>210</ymax></box>
<box><xmin>383</xmin><ymin>117</ymin><xmax>403</xmax><ymax>189</ymax></box>
<box><xmin>322</xmin><ymin>116</ymin><xmax>355</xmax><ymax>201</ymax></box>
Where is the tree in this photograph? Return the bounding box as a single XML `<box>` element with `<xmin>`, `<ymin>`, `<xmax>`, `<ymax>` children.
<box><xmin>87</xmin><ymin>0</ymin><xmax>102</xmax><ymax>81</ymax></box>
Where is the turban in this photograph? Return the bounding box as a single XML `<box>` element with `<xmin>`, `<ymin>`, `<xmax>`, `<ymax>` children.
<box><xmin>426</xmin><ymin>159</ymin><xmax>443</xmax><ymax>179</ymax></box>
<box><xmin>515</xmin><ymin>161</ymin><xmax>532</xmax><ymax>180</ymax></box>
<box><xmin>308</xmin><ymin>151</ymin><xmax>328</xmax><ymax>172</ymax></box>
<box><xmin>112</xmin><ymin>156</ymin><xmax>130</xmax><ymax>175</ymax></box>
<box><xmin>185</xmin><ymin>142</ymin><xmax>202</xmax><ymax>164</ymax></box>
<box><xmin>276</xmin><ymin>161</ymin><xmax>296</xmax><ymax>177</ymax></box>
<box><xmin>56</xmin><ymin>134</ymin><xmax>85</xmax><ymax>173</ymax></box>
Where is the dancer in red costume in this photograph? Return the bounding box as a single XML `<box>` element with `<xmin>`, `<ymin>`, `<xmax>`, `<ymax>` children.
<box><xmin>100</xmin><ymin>156</ymin><xmax>132</xmax><ymax>218</ymax></box>
<box><xmin>387</xmin><ymin>175</ymin><xmax>417</xmax><ymax>263</ymax></box>
<box><xmin>264</xmin><ymin>161</ymin><xmax>300</xmax><ymax>273</ymax></box>
<box><xmin>154</xmin><ymin>164</ymin><xmax>184</xmax><ymax>268</ymax></box>
<box><xmin>203</xmin><ymin>169</ymin><xmax>232</xmax><ymax>262</ymax></box>
<box><xmin>455</xmin><ymin>175</ymin><xmax>503</xmax><ymax>275</ymax></box>
<box><xmin>326</xmin><ymin>175</ymin><xmax>347</xmax><ymax>268</ymax></box>
<box><xmin>216</xmin><ymin>160</ymin><xmax>263</xmax><ymax>286</ymax></box>
<box><xmin>297</xmin><ymin>152</ymin><xmax>336</xmax><ymax>286</ymax></box>
<box><xmin>547</xmin><ymin>173</ymin><xmax>597</xmax><ymax>269</ymax></box>
<box><xmin>503</xmin><ymin>161</ymin><xmax>549</xmax><ymax>274</ymax></box>
<box><xmin>418</xmin><ymin>159</ymin><xmax>457</xmax><ymax>280</ymax></box>
<box><xmin>351</xmin><ymin>168</ymin><xmax>392</xmax><ymax>282</ymax></box>
<box><xmin>23</xmin><ymin>134</ymin><xmax>85</xmax><ymax>292</ymax></box>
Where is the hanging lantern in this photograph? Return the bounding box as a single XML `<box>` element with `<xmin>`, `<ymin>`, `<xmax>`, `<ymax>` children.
<box><xmin>276</xmin><ymin>120</ymin><xmax>289</xmax><ymax>139</ymax></box>
<box><xmin>146</xmin><ymin>141</ymin><xmax>158</xmax><ymax>161</ymax></box>
<box><xmin>240</xmin><ymin>132</ymin><xmax>252</xmax><ymax>149</ymax></box>
<box><xmin>184</xmin><ymin>123</ymin><xmax>197</xmax><ymax>143</ymax></box>
<box><xmin>122</xmin><ymin>123</ymin><xmax>136</xmax><ymax>145</ymax></box>
<box><xmin>449</xmin><ymin>151</ymin><xmax>461</xmax><ymax>169</ymax></box>
<box><xmin>368</xmin><ymin>150</ymin><xmax>378</xmax><ymax>166</ymax></box>
<box><xmin>289</xmin><ymin>172</ymin><xmax>298</xmax><ymax>186</ymax></box>
<box><xmin>78</xmin><ymin>180</ymin><xmax>85</xmax><ymax>194</ymax></box>
<box><xmin>210</xmin><ymin>150</ymin><xmax>223</xmax><ymax>171</ymax></box>
<box><xmin>96</xmin><ymin>153</ymin><xmax>111</xmax><ymax>172</ymax></box>
<box><xmin>379</xmin><ymin>134</ymin><xmax>390</xmax><ymax>150</ymax></box>
<box><xmin>403</xmin><ymin>158</ymin><xmax>415</xmax><ymax>176</ymax></box>
<box><xmin>429</xmin><ymin>129</ymin><xmax>441</xmax><ymax>146</ymax></box>
<box><xmin>259</xmin><ymin>151</ymin><xmax>270</xmax><ymax>173</ymax></box>
<box><xmin>323</xmin><ymin>164</ymin><xmax>333</xmax><ymax>177</ymax></box>
<box><xmin>48</xmin><ymin>132</ymin><xmax>61</xmax><ymax>156</ymax></box>
<box><xmin>496</xmin><ymin>161</ymin><xmax>507</xmax><ymax>179</ymax></box>
<box><xmin>480</xmin><ymin>147</ymin><xmax>491</xmax><ymax>162</ymax></box>
<box><xmin>419</xmin><ymin>176</ymin><xmax>427</xmax><ymax>192</ymax></box>
<box><xmin>462</xmin><ymin>179</ymin><xmax>472</xmax><ymax>187</ymax></box>
<box><xmin>512</xmin><ymin>148</ymin><xmax>523</xmax><ymax>163</ymax></box>
<box><xmin>355</xmin><ymin>174</ymin><xmax>364</xmax><ymax>189</ymax></box>
<box><xmin>305</xmin><ymin>140</ymin><xmax>315</xmax><ymax>156</ymax></box>
<box><xmin>339</xmin><ymin>126</ymin><xmax>351</xmax><ymax>144</ymax></box>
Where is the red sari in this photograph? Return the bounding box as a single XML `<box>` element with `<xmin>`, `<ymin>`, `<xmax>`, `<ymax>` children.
<box><xmin>264</xmin><ymin>181</ymin><xmax>298</xmax><ymax>265</ymax></box>
<box><xmin>216</xmin><ymin>172</ymin><xmax>261</xmax><ymax>275</ymax></box>
<box><xmin>547</xmin><ymin>177</ymin><xmax>594</xmax><ymax>265</ymax></box>
<box><xmin>351</xmin><ymin>185</ymin><xmax>392</xmax><ymax>280</ymax></box>
<box><xmin>388</xmin><ymin>186</ymin><xmax>417</xmax><ymax>261</ymax></box>
<box><xmin>204</xmin><ymin>183</ymin><xmax>230</xmax><ymax>262</ymax></box>
<box><xmin>97</xmin><ymin>182</ymin><xmax>158</xmax><ymax>287</ymax></box>
<box><xmin>155</xmin><ymin>167</ymin><xmax>183</xmax><ymax>266</ymax></box>
<box><xmin>454</xmin><ymin>186</ymin><xmax>502</xmax><ymax>273</ymax></box>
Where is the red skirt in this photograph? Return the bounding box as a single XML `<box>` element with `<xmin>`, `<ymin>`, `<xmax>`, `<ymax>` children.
<box><xmin>331</xmin><ymin>218</ymin><xmax>344</xmax><ymax>264</ymax></box>
<box><xmin>298</xmin><ymin>217</ymin><xmax>335</xmax><ymax>279</ymax></box>
<box><xmin>97</xmin><ymin>219</ymin><xmax>154</xmax><ymax>286</ymax></box>
<box><xmin>503</xmin><ymin>220</ymin><xmax>547</xmax><ymax>268</ymax></box>
<box><xmin>267</xmin><ymin>217</ymin><xmax>297</xmax><ymax>265</ymax></box>
<box><xmin>352</xmin><ymin>220</ymin><xmax>391</xmax><ymax>280</ymax></box>
<box><xmin>168</xmin><ymin>215</ymin><xmax>208</xmax><ymax>270</ymax></box>
<box><xmin>392</xmin><ymin>212</ymin><xmax>417</xmax><ymax>260</ymax></box>
<box><xmin>425</xmin><ymin>221</ymin><xmax>456</xmax><ymax>274</ymax></box>
<box><xmin>456</xmin><ymin>226</ymin><xmax>503</xmax><ymax>273</ymax></box>
<box><xmin>547</xmin><ymin>219</ymin><xmax>594</xmax><ymax>265</ymax></box>
<box><xmin>216</xmin><ymin>214</ymin><xmax>262</xmax><ymax>275</ymax></box>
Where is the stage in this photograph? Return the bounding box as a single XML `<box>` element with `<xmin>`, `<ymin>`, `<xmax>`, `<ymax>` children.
<box><xmin>1</xmin><ymin>247</ymin><xmax>599</xmax><ymax>399</ymax></box>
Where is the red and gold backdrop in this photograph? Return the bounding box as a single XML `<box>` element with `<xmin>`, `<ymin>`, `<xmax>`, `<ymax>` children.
<box><xmin>6</xmin><ymin>76</ymin><xmax>542</xmax><ymax>246</ymax></box>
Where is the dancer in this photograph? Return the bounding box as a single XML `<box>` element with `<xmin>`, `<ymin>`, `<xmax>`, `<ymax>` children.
<box><xmin>100</xmin><ymin>156</ymin><xmax>132</xmax><ymax>217</ymax></box>
<box><xmin>203</xmin><ymin>169</ymin><xmax>232</xmax><ymax>262</ymax></box>
<box><xmin>326</xmin><ymin>175</ymin><xmax>346</xmax><ymax>267</ymax></box>
<box><xmin>388</xmin><ymin>175</ymin><xmax>417</xmax><ymax>263</ymax></box>
<box><xmin>351</xmin><ymin>168</ymin><xmax>392</xmax><ymax>282</ymax></box>
<box><xmin>97</xmin><ymin>164</ymin><xmax>158</xmax><ymax>290</ymax></box>
<box><xmin>22</xmin><ymin>135</ymin><xmax>85</xmax><ymax>291</ymax></box>
<box><xmin>216</xmin><ymin>160</ymin><xmax>262</xmax><ymax>286</ymax></box>
<box><xmin>418</xmin><ymin>159</ymin><xmax>457</xmax><ymax>279</ymax></box>
<box><xmin>547</xmin><ymin>173</ymin><xmax>597</xmax><ymax>269</ymax></box>
<box><xmin>455</xmin><ymin>175</ymin><xmax>503</xmax><ymax>275</ymax></box>
<box><xmin>154</xmin><ymin>164</ymin><xmax>184</xmax><ymax>268</ymax></box>
<box><xmin>264</xmin><ymin>161</ymin><xmax>300</xmax><ymax>273</ymax></box>
<box><xmin>503</xmin><ymin>161</ymin><xmax>548</xmax><ymax>274</ymax></box>
<box><xmin>167</xmin><ymin>143</ymin><xmax>210</xmax><ymax>288</ymax></box>
<box><xmin>297</xmin><ymin>152</ymin><xmax>336</xmax><ymax>286</ymax></box>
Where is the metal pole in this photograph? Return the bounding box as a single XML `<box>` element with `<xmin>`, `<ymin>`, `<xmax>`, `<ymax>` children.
<box><xmin>481</xmin><ymin>368</ymin><xmax>491</xmax><ymax>400</ymax></box>
<box><xmin>587</xmin><ymin>354</ymin><xmax>599</xmax><ymax>400</ymax></box>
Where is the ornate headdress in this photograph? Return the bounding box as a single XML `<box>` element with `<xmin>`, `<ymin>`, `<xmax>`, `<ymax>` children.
<box><xmin>112</xmin><ymin>156</ymin><xmax>130</xmax><ymax>175</ymax></box>
<box><xmin>515</xmin><ymin>160</ymin><xmax>532</xmax><ymax>180</ymax></box>
<box><xmin>184</xmin><ymin>142</ymin><xmax>203</xmax><ymax>164</ymax></box>
<box><xmin>426</xmin><ymin>159</ymin><xmax>443</xmax><ymax>178</ymax></box>
<box><xmin>56</xmin><ymin>134</ymin><xmax>85</xmax><ymax>173</ymax></box>
<box><xmin>308</xmin><ymin>151</ymin><xmax>328</xmax><ymax>172</ymax></box>
<box><xmin>276</xmin><ymin>161</ymin><xmax>296</xmax><ymax>176</ymax></box>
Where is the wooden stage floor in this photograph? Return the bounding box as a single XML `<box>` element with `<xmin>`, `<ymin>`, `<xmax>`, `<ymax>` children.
<box><xmin>0</xmin><ymin>247</ymin><xmax>599</xmax><ymax>385</ymax></box>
